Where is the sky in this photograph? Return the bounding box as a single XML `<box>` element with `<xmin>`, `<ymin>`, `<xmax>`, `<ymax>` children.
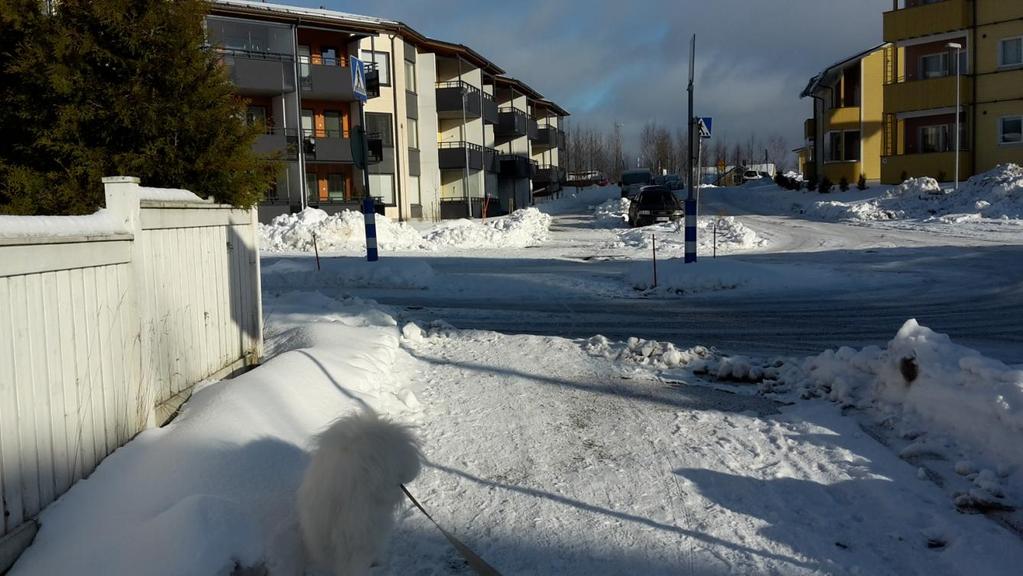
<box><xmin>295</xmin><ymin>0</ymin><xmax>891</xmax><ymax>163</ymax></box>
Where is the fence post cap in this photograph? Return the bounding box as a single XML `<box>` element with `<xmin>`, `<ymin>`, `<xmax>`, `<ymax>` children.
<box><xmin>102</xmin><ymin>176</ymin><xmax>141</xmax><ymax>184</ymax></box>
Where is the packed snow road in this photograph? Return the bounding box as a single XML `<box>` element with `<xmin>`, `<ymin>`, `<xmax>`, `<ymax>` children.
<box><xmin>303</xmin><ymin>189</ymin><xmax>1023</xmax><ymax>363</ymax></box>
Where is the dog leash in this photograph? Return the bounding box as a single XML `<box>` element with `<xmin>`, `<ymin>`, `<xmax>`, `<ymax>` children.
<box><xmin>401</xmin><ymin>484</ymin><xmax>503</xmax><ymax>576</ymax></box>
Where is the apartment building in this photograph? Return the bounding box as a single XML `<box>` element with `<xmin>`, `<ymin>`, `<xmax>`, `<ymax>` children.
<box><xmin>208</xmin><ymin>0</ymin><xmax>569</xmax><ymax>222</ymax></box>
<box><xmin>879</xmin><ymin>0</ymin><xmax>1023</xmax><ymax>183</ymax></box>
<box><xmin>801</xmin><ymin>44</ymin><xmax>888</xmax><ymax>184</ymax></box>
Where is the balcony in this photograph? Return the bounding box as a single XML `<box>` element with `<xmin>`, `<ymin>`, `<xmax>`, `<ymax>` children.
<box><xmin>482</xmin><ymin>93</ymin><xmax>498</xmax><ymax>125</ymax></box>
<box><xmin>496</xmin><ymin>108</ymin><xmax>528</xmax><ymax>139</ymax></box>
<box><xmin>438</xmin><ymin>141</ymin><xmax>485</xmax><ymax>171</ymax></box>
<box><xmin>533</xmin><ymin>166</ymin><xmax>565</xmax><ymax>185</ymax></box>
<box><xmin>218</xmin><ymin>49</ymin><xmax>295</xmax><ymax>95</ymax></box>
<box><xmin>253</xmin><ymin>127</ymin><xmax>298</xmax><ymax>157</ymax></box>
<box><xmin>531</xmin><ymin>126</ymin><xmax>561</xmax><ymax>149</ymax></box>
<box><xmin>881</xmin><ymin>151</ymin><xmax>973</xmax><ymax>184</ymax></box>
<box><xmin>826</xmin><ymin>107</ymin><xmax>861</xmax><ymax>130</ymax></box>
<box><xmin>302</xmin><ymin>129</ymin><xmax>354</xmax><ymax>163</ymax></box>
<box><xmin>884</xmin><ymin>75</ymin><xmax>972</xmax><ymax>113</ymax></box>
<box><xmin>436</xmin><ymin>81</ymin><xmax>483</xmax><ymax>120</ymax></box>
<box><xmin>300</xmin><ymin>62</ymin><xmax>359</xmax><ymax>101</ymax></box>
<box><xmin>498</xmin><ymin>154</ymin><xmax>532</xmax><ymax>179</ymax></box>
<box><xmin>884</xmin><ymin>0</ymin><xmax>972</xmax><ymax>43</ymax></box>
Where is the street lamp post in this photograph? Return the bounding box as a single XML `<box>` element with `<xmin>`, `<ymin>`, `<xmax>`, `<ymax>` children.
<box><xmin>947</xmin><ymin>42</ymin><xmax>962</xmax><ymax>191</ymax></box>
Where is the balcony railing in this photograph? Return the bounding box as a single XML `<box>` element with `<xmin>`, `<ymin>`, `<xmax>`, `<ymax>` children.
<box><xmin>883</xmin><ymin>0</ymin><xmax>972</xmax><ymax>43</ymax></box>
<box><xmin>438</xmin><ymin>141</ymin><xmax>485</xmax><ymax>171</ymax></box>
<box><xmin>301</xmin><ymin>128</ymin><xmax>354</xmax><ymax>163</ymax></box>
<box><xmin>531</xmin><ymin>125</ymin><xmax>561</xmax><ymax>149</ymax></box>
<box><xmin>254</xmin><ymin>127</ymin><xmax>299</xmax><ymax>159</ymax></box>
<box><xmin>215</xmin><ymin>47</ymin><xmax>296</xmax><ymax>95</ymax></box>
<box><xmin>482</xmin><ymin>92</ymin><xmax>498</xmax><ymax>125</ymax></box>
<box><xmin>884</xmin><ymin>75</ymin><xmax>972</xmax><ymax>113</ymax></box>
<box><xmin>497</xmin><ymin>153</ymin><xmax>532</xmax><ymax>179</ymax></box>
<box><xmin>496</xmin><ymin>108</ymin><xmax>528</xmax><ymax>139</ymax></box>
<box><xmin>436</xmin><ymin>81</ymin><xmax>483</xmax><ymax>120</ymax></box>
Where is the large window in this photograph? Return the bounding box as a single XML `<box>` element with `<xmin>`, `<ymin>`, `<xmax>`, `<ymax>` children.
<box><xmin>920</xmin><ymin>53</ymin><xmax>948</xmax><ymax>79</ymax></box>
<box><xmin>1000</xmin><ymin>37</ymin><xmax>1023</xmax><ymax>68</ymax></box>
<box><xmin>305</xmin><ymin>172</ymin><xmax>319</xmax><ymax>202</ymax></box>
<box><xmin>920</xmin><ymin>125</ymin><xmax>950</xmax><ymax>153</ymax></box>
<box><xmin>1001</xmin><ymin>116</ymin><xmax>1022</xmax><ymax>145</ymax></box>
<box><xmin>327</xmin><ymin>174</ymin><xmax>346</xmax><ymax>201</ymax></box>
<box><xmin>405</xmin><ymin>59</ymin><xmax>417</xmax><ymax>93</ymax></box>
<box><xmin>826</xmin><ymin>131</ymin><xmax>860</xmax><ymax>162</ymax></box>
<box><xmin>407</xmin><ymin>117</ymin><xmax>419</xmax><ymax>149</ymax></box>
<box><xmin>324</xmin><ymin>111</ymin><xmax>343</xmax><ymax>138</ymax></box>
<box><xmin>301</xmin><ymin>109</ymin><xmax>314</xmax><ymax>138</ymax></box>
<box><xmin>321</xmin><ymin>46</ymin><xmax>339</xmax><ymax>66</ymax></box>
<box><xmin>369</xmin><ymin>173</ymin><xmax>395</xmax><ymax>204</ymax></box>
<box><xmin>365</xmin><ymin>112</ymin><xmax>393</xmax><ymax>146</ymax></box>
<box><xmin>298</xmin><ymin>45</ymin><xmax>311</xmax><ymax>80</ymax></box>
<box><xmin>245</xmin><ymin>106</ymin><xmax>267</xmax><ymax>131</ymax></box>
<box><xmin>206</xmin><ymin>16</ymin><xmax>293</xmax><ymax>56</ymax></box>
<box><xmin>362</xmin><ymin>50</ymin><xmax>391</xmax><ymax>85</ymax></box>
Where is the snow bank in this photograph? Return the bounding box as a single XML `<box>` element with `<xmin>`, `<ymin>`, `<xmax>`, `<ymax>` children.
<box><xmin>10</xmin><ymin>292</ymin><xmax>420</xmax><ymax>576</ymax></box>
<box><xmin>584</xmin><ymin>334</ymin><xmax>713</xmax><ymax>370</ymax></box>
<box><xmin>0</xmin><ymin>209</ymin><xmax>127</xmax><ymax>240</ymax></box>
<box><xmin>261</xmin><ymin>258</ymin><xmax>434</xmax><ymax>290</ymax></box>
<box><xmin>421</xmin><ymin>208</ymin><xmax>551</xmax><ymax>249</ymax></box>
<box><xmin>770</xmin><ymin>320</ymin><xmax>1023</xmax><ymax>511</ymax></box>
<box><xmin>138</xmin><ymin>187</ymin><xmax>205</xmax><ymax>203</ymax></box>
<box><xmin>261</xmin><ymin>207</ymin><xmax>552</xmax><ymax>252</ymax></box>
<box><xmin>592</xmin><ymin>197</ymin><xmax>630</xmax><ymax>228</ymax></box>
<box><xmin>612</xmin><ymin>216</ymin><xmax>765</xmax><ymax>254</ymax></box>
<box><xmin>808</xmin><ymin>164</ymin><xmax>1023</xmax><ymax>222</ymax></box>
<box><xmin>261</xmin><ymin>208</ymin><xmax>426</xmax><ymax>252</ymax></box>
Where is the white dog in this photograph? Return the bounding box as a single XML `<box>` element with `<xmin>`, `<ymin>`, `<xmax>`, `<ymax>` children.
<box><xmin>297</xmin><ymin>412</ymin><xmax>422</xmax><ymax>576</ymax></box>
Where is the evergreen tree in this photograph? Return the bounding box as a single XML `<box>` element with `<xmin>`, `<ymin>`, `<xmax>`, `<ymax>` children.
<box><xmin>0</xmin><ymin>0</ymin><xmax>278</xmax><ymax>215</ymax></box>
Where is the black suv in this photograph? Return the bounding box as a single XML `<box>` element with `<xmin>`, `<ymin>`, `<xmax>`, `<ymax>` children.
<box><xmin>628</xmin><ymin>185</ymin><xmax>683</xmax><ymax>227</ymax></box>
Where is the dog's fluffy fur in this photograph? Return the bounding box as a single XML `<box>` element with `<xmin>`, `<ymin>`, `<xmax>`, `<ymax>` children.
<box><xmin>297</xmin><ymin>412</ymin><xmax>421</xmax><ymax>576</ymax></box>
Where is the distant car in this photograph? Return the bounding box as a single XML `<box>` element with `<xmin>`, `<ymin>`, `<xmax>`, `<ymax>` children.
<box><xmin>743</xmin><ymin>170</ymin><xmax>762</xmax><ymax>181</ymax></box>
<box><xmin>620</xmin><ymin>169</ymin><xmax>654</xmax><ymax>199</ymax></box>
<box><xmin>628</xmin><ymin>185</ymin><xmax>683</xmax><ymax>227</ymax></box>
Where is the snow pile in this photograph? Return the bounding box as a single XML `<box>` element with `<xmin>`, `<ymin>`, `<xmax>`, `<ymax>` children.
<box><xmin>783</xmin><ymin>171</ymin><xmax>804</xmax><ymax>183</ymax></box>
<box><xmin>10</xmin><ymin>292</ymin><xmax>421</xmax><ymax>576</ymax></box>
<box><xmin>0</xmin><ymin>209</ymin><xmax>127</xmax><ymax>240</ymax></box>
<box><xmin>612</xmin><ymin>216</ymin><xmax>765</xmax><ymax>254</ymax></box>
<box><xmin>421</xmin><ymin>208</ymin><xmax>551</xmax><ymax>249</ymax></box>
<box><xmin>591</xmin><ymin>197</ymin><xmax>630</xmax><ymax>228</ymax></box>
<box><xmin>261</xmin><ymin>208</ymin><xmax>425</xmax><ymax>252</ymax></box>
<box><xmin>770</xmin><ymin>319</ymin><xmax>1023</xmax><ymax>511</ymax></box>
<box><xmin>261</xmin><ymin>258</ymin><xmax>434</xmax><ymax>290</ymax></box>
<box><xmin>584</xmin><ymin>334</ymin><xmax>713</xmax><ymax>370</ymax></box>
<box><xmin>808</xmin><ymin>164</ymin><xmax>1023</xmax><ymax>222</ymax></box>
<box><xmin>138</xmin><ymin>187</ymin><xmax>205</xmax><ymax>203</ymax></box>
<box><xmin>262</xmin><ymin>207</ymin><xmax>552</xmax><ymax>252</ymax></box>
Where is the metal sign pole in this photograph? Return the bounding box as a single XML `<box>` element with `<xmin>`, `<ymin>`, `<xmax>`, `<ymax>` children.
<box><xmin>684</xmin><ymin>34</ymin><xmax>697</xmax><ymax>264</ymax></box>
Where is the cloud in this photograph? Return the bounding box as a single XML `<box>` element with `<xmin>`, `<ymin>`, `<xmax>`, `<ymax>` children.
<box><xmin>307</xmin><ymin>0</ymin><xmax>890</xmax><ymax>154</ymax></box>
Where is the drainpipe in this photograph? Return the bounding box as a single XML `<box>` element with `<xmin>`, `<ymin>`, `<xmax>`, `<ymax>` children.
<box><xmin>292</xmin><ymin>23</ymin><xmax>307</xmax><ymax>211</ymax></box>
<box><xmin>971</xmin><ymin>0</ymin><xmax>977</xmax><ymax>176</ymax></box>
<box><xmin>458</xmin><ymin>55</ymin><xmax>471</xmax><ymax>217</ymax></box>
<box><xmin>811</xmin><ymin>92</ymin><xmax>826</xmax><ymax>181</ymax></box>
<box><xmin>390</xmin><ymin>34</ymin><xmax>404</xmax><ymax>221</ymax></box>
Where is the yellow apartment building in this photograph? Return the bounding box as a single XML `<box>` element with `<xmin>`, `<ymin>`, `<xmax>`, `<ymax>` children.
<box><xmin>880</xmin><ymin>0</ymin><xmax>1023</xmax><ymax>183</ymax></box>
<box><xmin>801</xmin><ymin>44</ymin><xmax>888</xmax><ymax>184</ymax></box>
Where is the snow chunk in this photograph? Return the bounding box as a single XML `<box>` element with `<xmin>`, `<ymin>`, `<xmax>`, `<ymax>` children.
<box><xmin>422</xmin><ymin>208</ymin><xmax>551</xmax><ymax>249</ymax></box>
<box><xmin>138</xmin><ymin>187</ymin><xmax>205</xmax><ymax>203</ymax></box>
<box><xmin>0</xmin><ymin>209</ymin><xmax>127</xmax><ymax>240</ymax></box>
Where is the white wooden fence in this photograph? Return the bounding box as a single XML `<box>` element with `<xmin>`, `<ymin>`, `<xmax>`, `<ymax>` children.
<box><xmin>0</xmin><ymin>177</ymin><xmax>262</xmax><ymax>540</ymax></box>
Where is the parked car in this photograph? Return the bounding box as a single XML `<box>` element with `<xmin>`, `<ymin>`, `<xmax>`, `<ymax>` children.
<box><xmin>620</xmin><ymin>169</ymin><xmax>654</xmax><ymax>199</ymax></box>
<box><xmin>743</xmin><ymin>170</ymin><xmax>763</xmax><ymax>181</ymax></box>
<box><xmin>628</xmin><ymin>185</ymin><xmax>683</xmax><ymax>227</ymax></box>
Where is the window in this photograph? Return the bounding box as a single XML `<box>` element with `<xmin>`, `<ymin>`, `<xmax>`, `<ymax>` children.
<box><xmin>407</xmin><ymin>117</ymin><xmax>419</xmax><ymax>149</ymax></box>
<box><xmin>245</xmin><ymin>106</ymin><xmax>267</xmax><ymax>131</ymax></box>
<box><xmin>1000</xmin><ymin>37</ymin><xmax>1023</xmax><ymax>68</ymax></box>
<box><xmin>298</xmin><ymin>45</ymin><xmax>311</xmax><ymax>80</ymax></box>
<box><xmin>365</xmin><ymin>112</ymin><xmax>393</xmax><ymax>146</ymax></box>
<box><xmin>321</xmin><ymin>46</ymin><xmax>339</xmax><ymax>67</ymax></box>
<box><xmin>405</xmin><ymin>59</ymin><xmax>417</xmax><ymax>93</ymax></box>
<box><xmin>369</xmin><ymin>173</ymin><xmax>395</xmax><ymax>204</ymax></box>
<box><xmin>920</xmin><ymin>53</ymin><xmax>948</xmax><ymax>79</ymax></box>
<box><xmin>305</xmin><ymin>172</ymin><xmax>319</xmax><ymax>202</ymax></box>
<box><xmin>327</xmin><ymin>174</ymin><xmax>345</xmax><ymax>201</ymax></box>
<box><xmin>825</xmin><ymin>131</ymin><xmax>860</xmax><ymax>162</ymax></box>
<box><xmin>324</xmin><ymin>111</ymin><xmax>342</xmax><ymax>138</ymax></box>
<box><xmin>920</xmin><ymin>124</ymin><xmax>950</xmax><ymax>153</ymax></box>
<box><xmin>1001</xmin><ymin>116</ymin><xmax>1022</xmax><ymax>145</ymax></box>
<box><xmin>362</xmin><ymin>50</ymin><xmax>391</xmax><ymax>85</ymax></box>
<box><xmin>301</xmin><ymin>109</ymin><xmax>314</xmax><ymax>138</ymax></box>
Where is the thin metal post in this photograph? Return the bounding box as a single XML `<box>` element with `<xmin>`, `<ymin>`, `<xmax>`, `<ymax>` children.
<box><xmin>954</xmin><ymin>45</ymin><xmax>961</xmax><ymax>190</ymax></box>
<box><xmin>684</xmin><ymin>34</ymin><xmax>697</xmax><ymax>264</ymax></box>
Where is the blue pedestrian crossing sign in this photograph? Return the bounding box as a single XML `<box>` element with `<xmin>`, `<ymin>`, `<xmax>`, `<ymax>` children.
<box><xmin>351</xmin><ymin>55</ymin><xmax>368</xmax><ymax>102</ymax></box>
<box><xmin>699</xmin><ymin>117</ymin><xmax>712</xmax><ymax>139</ymax></box>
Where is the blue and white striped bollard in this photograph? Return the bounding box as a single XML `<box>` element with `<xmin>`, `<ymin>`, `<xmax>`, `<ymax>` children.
<box><xmin>363</xmin><ymin>196</ymin><xmax>379</xmax><ymax>262</ymax></box>
<box><xmin>684</xmin><ymin>198</ymin><xmax>697</xmax><ymax>263</ymax></box>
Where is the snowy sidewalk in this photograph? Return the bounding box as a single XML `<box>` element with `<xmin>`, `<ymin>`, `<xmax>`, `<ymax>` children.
<box><xmin>391</xmin><ymin>327</ymin><xmax>1023</xmax><ymax>575</ymax></box>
